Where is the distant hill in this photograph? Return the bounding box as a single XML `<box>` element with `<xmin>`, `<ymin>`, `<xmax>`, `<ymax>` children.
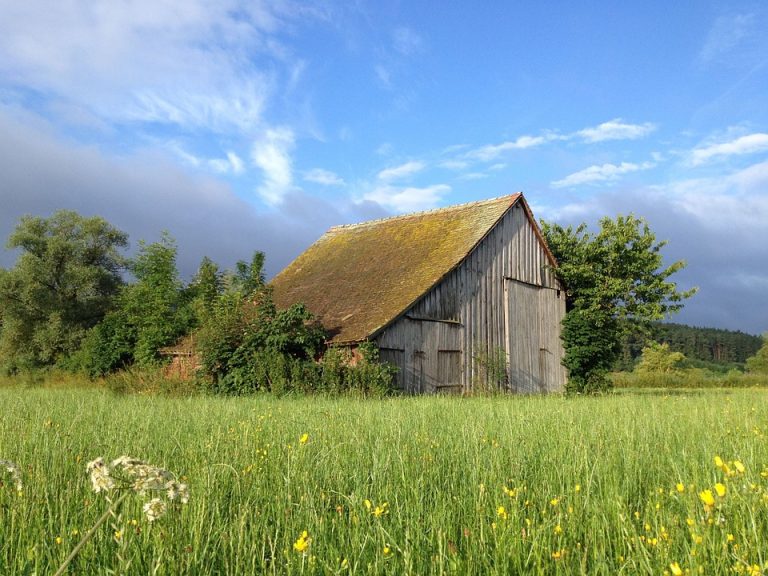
<box><xmin>617</xmin><ymin>322</ymin><xmax>763</xmax><ymax>372</ymax></box>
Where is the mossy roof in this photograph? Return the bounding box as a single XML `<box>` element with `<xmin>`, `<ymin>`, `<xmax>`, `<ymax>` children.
<box><xmin>271</xmin><ymin>194</ymin><xmax>527</xmax><ymax>344</ymax></box>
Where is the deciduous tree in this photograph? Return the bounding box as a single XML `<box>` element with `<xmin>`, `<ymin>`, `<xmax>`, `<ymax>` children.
<box><xmin>0</xmin><ymin>211</ymin><xmax>127</xmax><ymax>370</ymax></box>
<box><xmin>541</xmin><ymin>215</ymin><xmax>696</xmax><ymax>393</ymax></box>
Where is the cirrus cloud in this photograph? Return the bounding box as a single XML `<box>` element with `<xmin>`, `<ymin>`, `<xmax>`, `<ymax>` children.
<box><xmin>552</xmin><ymin>161</ymin><xmax>655</xmax><ymax>188</ymax></box>
<box><xmin>576</xmin><ymin>118</ymin><xmax>657</xmax><ymax>143</ymax></box>
<box><xmin>689</xmin><ymin>133</ymin><xmax>768</xmax><ymax>166</ymax></box>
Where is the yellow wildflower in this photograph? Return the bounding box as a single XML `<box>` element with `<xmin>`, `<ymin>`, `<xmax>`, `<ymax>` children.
<box><xmin>373</xmin><ymin>503</ymin><xmax>388</xmax><ymax>518</ymax></box>
<box><xmin>714</xmin><ymin>483</ymin><xmax>726</xmax><ymax>498</ymax></box>
<box><xmin>727</xmin><ymin>533</ymin><xmax>734</xmax><ymax>542</ymax></box>
<box><xmin>383</xmin><ymin>545</ymin><xmax>391</xmax><ymax>556</ymax></box>
<box><xmin>554</xmin><ymin>524</ymin><xmax>563</xmax><ymax>535</ymax></box>
<box><xmin>293</xmin><ymin>531</ymin><xmax>310</xmax><ymax>553</ymax></box>
<box><xmin>714</xmin><ymin>456</ymin><xmax>724</xmax><ymax>469</ymax></box>
<box><xmin>686</xmin><ymin>518</ymin><xmax>695</xmax><ymax>526</ymax></box>
<box><xmin>676</xmin><ymin>483</ymin><xmax>685</xmax><ymax>493</ymax></box>
<box><xmin>699</xmin><ymin>489</ymin><xmax>715</xmax><ymax>508</ymax></box>
<box><xmin>299</xmin><ymin>433</ymin><xmax>309</xmax><ymax>445</ymax></box>
<box><xmin>364</xmin><ymin>499</ymin><xmax>372</xmax><ymax>510</ymax></box>
<box><xmin>551</xmin><ymin>549</ymin><xmax>564</xmax><ymax>560</ymax></box>
<box><xmin>550</xmin><ymin>498</ymin><xmax>559</xmax><ymax>507</ymax></box>
<box><xmin>670</xmin><ymin>562</ymin><xmax>683</xmax><ymax>576</ymax></box>
<box><xmin>496</xmin><ymin>506</ymin><xmax>508</xmax><ymax>520</ymax></box>
<box><xmin>733</xmin><ymin>460</ymin><xmax>745</xmax><ymax>473</ymax></box>
<box><xmin>55</xmin><ymin>536</ymin><xmax>63</xmax><ymax>545</ymax></box>
<box><xmin>574</xmin><ymin>484</ymin><xmax>581</xmax><ymax>493</ymax></box>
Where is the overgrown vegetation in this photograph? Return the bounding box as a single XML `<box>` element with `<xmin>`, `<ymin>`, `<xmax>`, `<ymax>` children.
<box><xmin>0</xmin><ymin>211</ymin><xmax>396</xmax><ymax>396</ymax></box>
<box><xmin>611</xmin><ymin>337</ymin><xmax>768</xmax><ymax>389</ymax></box>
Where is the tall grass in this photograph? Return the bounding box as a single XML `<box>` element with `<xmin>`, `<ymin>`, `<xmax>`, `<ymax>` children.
<box><xmin>612</xmin><ymin>369</ymin><xmax>768</xmax><ymax>389</ymax></box>
<box><xmin>1</xmin><ymin>387</ymin><xmax>767</xmax><ymax>574</ymax></box>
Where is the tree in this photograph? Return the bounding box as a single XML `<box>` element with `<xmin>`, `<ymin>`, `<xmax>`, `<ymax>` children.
<box><xmin>78</xmin><ymin>233</ymin><xmax>195</xmax><ymax>374</ymax></box>
<box><xmin>745</xmin><ymin>334</ymin><xmax>768</xmax><ymax>374</ymax></box>
<box><xmin>0</xmin><ymin>211</ymin><xmax>128</xmax><ymax>370</ymax></box>
<box><xmin>541</xmin><ymin>215</ymin><xmax>696</xmax><ymax>393</ymax></box>
<box><xmin>196</xmin><ymin>252</ymin><xmax>325</xmax><ymax>393</ymax></box>
<box><xmin>635</xmin><ymin>341</ymin><xmax>686</xmax><ymax>374</ymax></box>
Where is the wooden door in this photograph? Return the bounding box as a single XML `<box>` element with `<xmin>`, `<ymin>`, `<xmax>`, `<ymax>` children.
<box><xmin>504</xmin><ymin>279</ymin><xmax>542</xmax><ymax>393</ymax></box>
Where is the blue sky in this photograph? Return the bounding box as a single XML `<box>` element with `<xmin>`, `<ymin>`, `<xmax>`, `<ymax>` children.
<box><xmin>0</xmin><ymin>1</ymin><xmax>767</xmax><ymax>334</ymax></box>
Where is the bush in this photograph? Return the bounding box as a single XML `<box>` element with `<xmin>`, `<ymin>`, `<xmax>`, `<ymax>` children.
<box><xmin>612</xmin><ymin>368</ymin><xmax>768</xmax><ymax>389</ymax></box>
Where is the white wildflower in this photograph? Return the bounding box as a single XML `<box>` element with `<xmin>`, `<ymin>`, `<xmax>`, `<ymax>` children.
<box><xmin>142</xmin><ymin>497</ymin><xmax>168</xmax><ymax>522</ymax></box>
<box><xmin>166</xmin><ymin>480</ymin><xmax>189</xmax><ymax>504</ymax></box>
<box><xmin>86</xmin><ymin>457</ymin><xmax>114</xmax><ymax>493</ymax></box>
<box><xmin>1</xmin><ymin>459</ymin><xmax>23</xmax><ymax>491</ymax></box>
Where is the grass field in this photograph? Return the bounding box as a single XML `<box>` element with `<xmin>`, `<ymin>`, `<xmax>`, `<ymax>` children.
<box><xmin>1</xmin><ymin>386</ymin><xmax>767</xmax><ymax>575</ymax></box>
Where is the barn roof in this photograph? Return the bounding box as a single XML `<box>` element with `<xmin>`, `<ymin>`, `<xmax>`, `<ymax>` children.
<box><xmin>271</xmin><ymin>193</ymin><xmax>548</xmax><ymax>344</ymax></box>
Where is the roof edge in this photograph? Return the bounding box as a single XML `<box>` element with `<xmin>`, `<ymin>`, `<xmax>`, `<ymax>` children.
<box><xmin>365</xmin><ymin>193</ymin><xmax>524</xmax><ymax>342</ymax></box>
<box><xmin>327</xmin><ymin>193</ymin><xmax>522</xmax><ymax>233</ymax></box>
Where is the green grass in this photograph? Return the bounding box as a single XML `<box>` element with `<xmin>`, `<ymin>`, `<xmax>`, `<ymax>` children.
<box><xmin>1</xmin><ymin>387</ymin><xmax>767</xmax><ymax>575</ymax></box>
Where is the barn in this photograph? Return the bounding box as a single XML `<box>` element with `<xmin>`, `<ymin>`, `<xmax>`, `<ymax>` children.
<box><xmin>271</xmin><ymin>193</ymin><xmax>567</xmax><ymax>394</ymax></box>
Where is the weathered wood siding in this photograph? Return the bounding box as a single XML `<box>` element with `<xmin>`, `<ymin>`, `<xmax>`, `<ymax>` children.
<box><xmin>375</xmin><ymin>203</ymin><xmax>566</xmax><ymax>393</ymax></box>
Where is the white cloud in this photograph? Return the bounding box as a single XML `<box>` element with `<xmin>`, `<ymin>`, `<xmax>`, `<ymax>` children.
<box><xmin>227</xmin><ymin>152</ymin><xmax>244</xmax><ymax>174</ymax></box>
<box><xmin>304</xmin><ymin>168</ymin><xmax>345</xmax><ymax>186</ymax></box>
<box><xmin>251</xmin><ymin>127</ymin><xmax>295</xmax><ymax>205</ymax></box>
<box><xmin>699</xmin><ymin>13</ymin><xmax>755</xmax><ymax>65</ymax></box>
<box><xmin>439</xmin><ymin>159</ymin><xmax>470</xmax><ymax>171</ymax></box>
<box><xmin>0</xmin><ymin>1</ymin><xmax>314</xmax><ymax>134</ymax></box>
<box><xmin>375</xmin><ymin>65</ymin><xmax>392</xmax><ymax>88</ymax></box>
<box><xmin>466</xmin><ymin>135</ymin><xmax>551</xmax><ymax>162</ymax></box>
<box><xmin>208</xmin><ymin>152</ymin><xmax>245</xmax><ymax>175</ymax></box>
<box><xmin>551</xmin><ymin>161</ymin><xmax>654</xmax><ymax>188</ymax></box>
<box><xmin>377</xmin><ymin>160</ymin><xmax>425</xmax><ymax>181</ymax></box>
<box><xmin>689</xmin><ymin>133</ymin><xmax>768</xmax><ymax>166</ymax></box>
<box><xmin>364</xmin><ymin>184</ymin><xmax>450</xmax><ymax>213</ymax></box>
<box><xmin>458</xmin><ymin>172</ymin><xmax>488</xmax><ymax>181</ymax></box>
<box><xmin>662</xmin><ymin>159</ymin><xmax>768</xmax><ymax>229</ymax></box>
<box><xmin>392</xmin><ymin>27</ymin><xmax>423</xmax><ymax>56</ymax></box>
<box><xmin>576</xmin><ymin>119</ymin><xmax>657</xmax><ymax>142</ymax></box>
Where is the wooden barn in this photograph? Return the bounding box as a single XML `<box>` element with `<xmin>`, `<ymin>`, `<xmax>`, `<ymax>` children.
<box><xmin>271</xmin><ymin>193</ymin><xmax>567</xmax><ymax>394</ymax></box>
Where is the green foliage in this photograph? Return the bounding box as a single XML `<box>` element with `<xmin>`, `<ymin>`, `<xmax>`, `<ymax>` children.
<box><xmin>471</xmin><ymin>346</ymin><xmax>509</xmax><ymax>394</ymax></box>
<box><xmin>542</xmin><ymin>215</ymin><xmax>695</xmax><ymax>393</ymax></box>
<box><xmin>561</xmin><ymin>309</ymin><xmax>621</xmax><ymax>394</ymax></box>
<box><xmin>617</xmin><ymin>322</ymin><xmax>762</xmax><ymax>371</ymax></box>
<box><xmin>196</xmin><ymin>252</ymin><xmax>328</xmax><ymax>395</ymax></box>
<box><xmin>76</xmin><ymin>234</ymin><xmax>194</xmax><ymax>375</ymax></box>
<box><xmin>634</xmin><ymin>341</ymin><xmax>686</xmax><ymax>374</ymax></box>
<box><xmin>0</xmin><ymin>211</ymin><xmax>128</xmax><ymax>371</ymax></box>
<box><xmin>745</xmin><ymin>334</ymin><xmax>768</xmax><ymax>374</ymax></box>
<box><xmin>3</xmin><ymin>387</ymin><xmax>768</xmax><ymax>574</ymax></box>
<box><xmin>612</xmin><ymin>368</ymin><xmax>768</xmax><ymax>389</ymax></box>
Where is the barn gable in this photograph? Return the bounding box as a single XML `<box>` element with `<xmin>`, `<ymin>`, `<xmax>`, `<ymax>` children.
<box><xmin>271</xmin><ymin>193</ymin><xmax>566</xmax><ymax>393</ymax></box>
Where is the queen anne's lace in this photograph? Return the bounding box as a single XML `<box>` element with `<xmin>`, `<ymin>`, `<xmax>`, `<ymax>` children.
<box><xmin>86</xmin><ymin>455</ymin><xmax>189</xmax><ymax>521</ymax></box>
<box><xmin>1</xmin><ymin>459</ymin><xmax>23</xmax><ymax>491</ymax></box>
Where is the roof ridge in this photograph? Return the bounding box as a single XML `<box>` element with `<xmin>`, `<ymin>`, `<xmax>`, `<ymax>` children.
<box><xmin>327</xmin><ymin>192</ymin><xmax>522</xmax><ymax>232</ymax></box>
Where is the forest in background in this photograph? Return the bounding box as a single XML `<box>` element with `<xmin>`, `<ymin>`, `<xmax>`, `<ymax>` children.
<box><xmin>617</xmin><ymin>323</ymin><xmax>763</xmax><ymax>372</ymax></box>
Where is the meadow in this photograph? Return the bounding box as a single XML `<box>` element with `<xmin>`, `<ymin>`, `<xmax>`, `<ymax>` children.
<box><xmin>1</xmin><ymin>386</ymin><xmax>767</xmax><ymax>575</ymax></box>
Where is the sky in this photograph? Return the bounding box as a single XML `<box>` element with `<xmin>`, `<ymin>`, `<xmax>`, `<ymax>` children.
<box><xmin>0</xmin><ymin>1</ymin><xmax>766</xmax><ymax>334</ymax></box>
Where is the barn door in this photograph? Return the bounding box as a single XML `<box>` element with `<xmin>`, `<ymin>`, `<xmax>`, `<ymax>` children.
<box><xmin>409</xmin><ymin>319</ymin><xmax>462</xmax><ymax>394</ymax></box>
<box><xmin>504</xmin><ymin>279</ymin><xmax>543</xmax><ymax>393</ymax></box>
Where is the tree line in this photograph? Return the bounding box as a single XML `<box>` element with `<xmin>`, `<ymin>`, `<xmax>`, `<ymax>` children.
<box><xmin>0</xmin><ymin>211</ymin><xmax>393</xmax><ymax>395</ymax></box>
<box><xmin>616</xmin><ymin>322</ymin><xmax>763</xmax><ymax>372</ymax></box>
<box><xmin>2</xmin><ymin>209</ymin><xmax>763</xmax><ymax>394</ymax></box>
